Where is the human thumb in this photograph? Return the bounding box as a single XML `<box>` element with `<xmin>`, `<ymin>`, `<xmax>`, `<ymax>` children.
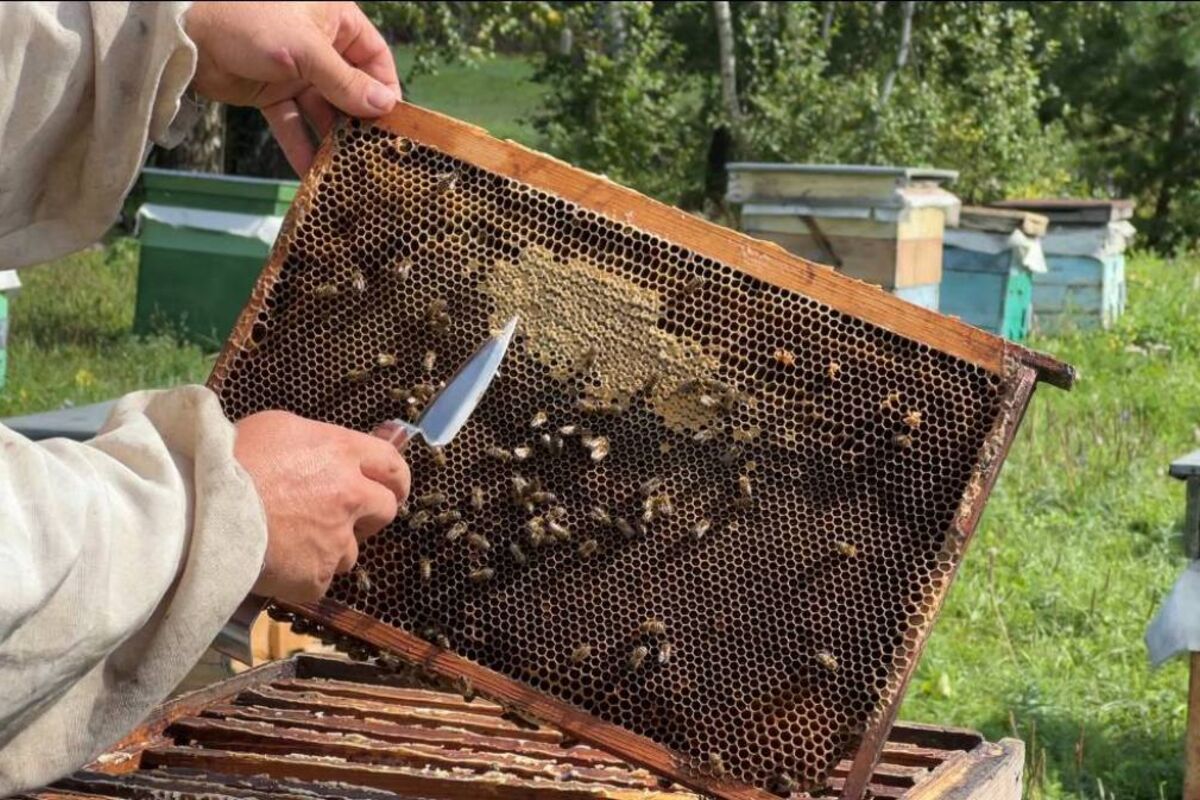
<box><xmin>300</xmin><ymin>37</ymin><xmax>398</xmax><ymax>117</ymax></box>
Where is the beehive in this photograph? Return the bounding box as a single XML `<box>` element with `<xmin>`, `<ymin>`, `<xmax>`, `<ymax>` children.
<box><xmin>207</xmin><ymin>105</ymin><xmax>1072</xmax><ymax>800</ymax></box>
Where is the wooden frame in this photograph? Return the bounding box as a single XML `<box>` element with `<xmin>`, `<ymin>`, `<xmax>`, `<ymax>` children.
<box><xmin>205</xmin><ymin>103</ymin><xmax>1071</xmax><ymax>800</ymax></box>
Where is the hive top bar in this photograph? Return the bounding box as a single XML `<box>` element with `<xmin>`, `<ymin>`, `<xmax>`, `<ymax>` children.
<box><xmin>208</xmin><ymin>103</ymin><xmax>1072</xmax><ymax>800</ymax></box>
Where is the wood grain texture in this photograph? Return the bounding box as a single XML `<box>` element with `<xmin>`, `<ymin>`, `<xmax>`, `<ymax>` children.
<box><xmin>905</xmin><ymin>740</ymin><xmax>1023</xmax><ymax>800</ymax></box>
<box><xmin>373</xmin><ymin>103</ymin><xmax>1072</xmax><ymax>390</ymax></box>
<box><xmin>1186</xmin><ymin>653</ymin><xmax>1200</xmax><ymax>800</ymax></box>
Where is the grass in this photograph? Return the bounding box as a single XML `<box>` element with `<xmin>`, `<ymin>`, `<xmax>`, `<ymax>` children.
<box><xmin>0</xmin><ymin>239</ymin><xmax>212</xmax><ymax>417</ymax></box>
<box><xmin>393</xmin><ymin>48</ymin><xmax>547</xmax><ymax>145</ymax></box>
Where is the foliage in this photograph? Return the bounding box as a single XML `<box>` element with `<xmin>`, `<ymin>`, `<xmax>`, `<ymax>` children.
<box><xmin>1024</xmin><ymin>1</ymin><xmax>1200</xmax><ymax>251</ymax></box>
<box><xmin>529</xmin><ymin>2</ymin><xmax>1074</xmax><ymax>209</ymax></box>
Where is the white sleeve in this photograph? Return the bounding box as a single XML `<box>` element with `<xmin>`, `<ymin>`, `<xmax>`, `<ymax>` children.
<box><xmin>0</xmin><ymin>386</ymin><xmax>268</xmax><ymax>795</ymax></box>
<box><xmin>0</xmin><ymin>1</ymin><xmax>198</xmax><ymax>269</ymax></box>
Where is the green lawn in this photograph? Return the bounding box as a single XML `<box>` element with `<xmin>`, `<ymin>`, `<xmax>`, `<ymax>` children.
<box><xmin>393</xmin><ymin>49</ymin><xmax>547</xmax><ymax>145</ymax></box>
<box><xmin>2</xmin><ymin>238</ymin><xmax>1196</xmax><ymax>798</ymax></box>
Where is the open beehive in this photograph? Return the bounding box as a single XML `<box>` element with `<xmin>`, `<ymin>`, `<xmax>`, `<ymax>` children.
<box><xmin>207</xmin><ymin>104</ymin><xmax>1073</xmax><ymax>800</ymax></box>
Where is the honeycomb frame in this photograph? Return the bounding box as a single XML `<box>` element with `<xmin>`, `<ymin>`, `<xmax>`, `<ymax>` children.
<box><xmin>207</xmin><ymin>104</ymin><xmax>1073</xmax><ymax>800</ymax></box>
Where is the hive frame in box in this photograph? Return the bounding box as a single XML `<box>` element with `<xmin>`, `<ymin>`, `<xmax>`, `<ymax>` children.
<box><xmin>207</xmin><ymin>103</ymin><xmax>1073</xmax><ymax>800</ymax></box>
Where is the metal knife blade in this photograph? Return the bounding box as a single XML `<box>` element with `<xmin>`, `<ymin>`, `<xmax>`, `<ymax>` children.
<box><xmin>212</xmin><ymin>316</ymin><xmax>520</xmax><ymax>664</ymax></box>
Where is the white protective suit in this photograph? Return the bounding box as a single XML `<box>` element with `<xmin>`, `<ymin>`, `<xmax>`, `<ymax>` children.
<box><xmin>0</xmin><ymin>3</ymin><xmax>269</xmax><ymax>794</ymax></box>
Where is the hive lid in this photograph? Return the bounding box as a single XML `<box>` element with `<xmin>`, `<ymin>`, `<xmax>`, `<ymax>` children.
<box><xmin>956</xmin><ymin>206</ymin><xmax>1048</xmax><ymax>237</ymax></box>
<box><xmin>206</xmin><ymin>103</ymin><xmax>1071</xmax><ymax>800</ymax></box>
<box><xmin>726</xmin><ymin>163</ymin><xmax>958</xmax><ymax>206</ymax></box>
<box><xmin>988</xmin><ymin>198</ymin><xmax>1134</xmax><ymax>224</ymax></box>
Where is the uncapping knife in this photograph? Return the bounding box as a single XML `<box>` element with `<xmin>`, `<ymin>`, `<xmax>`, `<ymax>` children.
<box><xmin>212</xmin><ymin>316</ymin><xmax>520</xmax><ymax>664</ymax></box>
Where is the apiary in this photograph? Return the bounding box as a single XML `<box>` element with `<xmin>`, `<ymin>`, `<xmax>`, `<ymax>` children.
<box><xmin>725</xmin><ymin>163</ymin><xmax>961</xmax><ymax>310</ymax></box>
<box><xmin>204</xmin><ymin>105</ymin><xmax>1072</xmax><ymax>799</ymax></box>
<box><xmin>25</xmin><ymin>654</ymin><xmax>1025</xmax><ymax>800</ymax></box>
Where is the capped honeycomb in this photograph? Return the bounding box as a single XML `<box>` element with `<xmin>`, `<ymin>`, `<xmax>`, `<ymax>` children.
<box><xmin>209</xmin><ymin>109</ymin><xmax>1067</xmax><ymax>798</ymax></box>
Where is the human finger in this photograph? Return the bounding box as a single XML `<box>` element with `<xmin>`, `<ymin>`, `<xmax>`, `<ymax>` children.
<box><xmin>262</xmin><ymin>100</ymin><xmax>315</xmax><ymax>175</ymax></box>
<box><xmin>357</xmin><ymin>432</ymin><xmax>412</xmax><ymax>502</ymax></box>
<box><xmin>335</xmin><ymin>3</ymin><xmax>402</xmax><ymax>96</ymax></box>
<box><xmin>352</xmin><ymin>478</ymin><xmax>401</xmax><ymax>541</ymax></box>
<box><xmin>295</xmin><ymin>32</ymin><xmax>397</xmax><ymax>117</ymax></box>
<box><xmin>297</xmin><ymin>86</ymin><xmax>339</xmax><ymax>139</ymax></box>
<box><xmin>334</xmin><ymin>527</ymin><xmax>361</xmax><ymax>574</ymax></box>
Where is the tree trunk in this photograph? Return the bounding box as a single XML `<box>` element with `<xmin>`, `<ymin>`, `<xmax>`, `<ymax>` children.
<box><xmin>821</xmin><ymin>2</ymin><xmax>835</xmax><ymax>43</ymax></box>
<box><xmin>605</xmin><ymin>2</ymin><xmax>626</xmax><ymax>56</ymax></box>
<box><xmin>878</xmin><ymin>1</ymin><xmax>915</xmax><ymax>114</ymax></box>
<box><xmin>152</xmin><ymin>98</ymin><xmax>225</xmax><ymax>173</ymax></box>
<box><xmin>712</xmin><ymin>0</ymin><xmax>741</xmax><ymax>134</ymax></box>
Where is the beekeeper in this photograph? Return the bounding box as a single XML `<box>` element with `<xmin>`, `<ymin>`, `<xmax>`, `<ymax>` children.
<box><xmin>0</xmin><ymin>2</ymin><xmax>410</xmax><ymax>794</ymax></box>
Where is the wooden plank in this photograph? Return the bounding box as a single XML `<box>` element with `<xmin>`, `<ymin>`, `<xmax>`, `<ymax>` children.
<box><xmin>269</xmin><ymin>677</ymin><xmax>508</xmax><ymax>716</ymax></box>
<box><xmin>903</xmin><ymin>739</ymin><xmax>1023</xmax><ymax>800</ymax></box>
<box><xmin>989</xmin><ymin>198</ymin><xmax>1134</xmax><ymax>224</ymax></box>
<box><xmin>165</xmin><ymin>717</ymin><xmax>659</xmax><ymax>789</ymax></box>
<box><xmin>881</xmin><ymin>723</ymin><xmax>985</xmax><ymax>757</ymax></box>
<box><xmin>744</xmin><ymin>230</ymin><xmax>943</xmax><ymax>288</ymax></box>
<box><xmin>234</xmin><ymin>685</ymin><xmax>565</xmax><ymax>744</ymax></box>
<box><xmin>139</xmin><ymin>747</ymin><xmax>699</xmax><ymax>800</ymax></box>
<box><xmin>373</xmin><ymin>103</ymin><xmax>1072</xmax><ymax>390</ymax></box>
<box><xmin>1187</xmin><ymin>653</ymin><xmax>1200</xmax><ymax>800</ymax></box>
<box><xmin>957</xmin><ymin>207</ymin><xmax>1048</xmax><ymax>237</ymax></box>
<box><xmin>203</xmin><ymin>704</ymin><xmax>627</xmax><ymax>768</ymax></box>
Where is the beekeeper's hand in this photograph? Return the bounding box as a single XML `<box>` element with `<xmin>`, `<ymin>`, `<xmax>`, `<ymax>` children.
<box><xmin>234</xmin><ymin>411</ymin><xmax>411</xmax><ymax>602</ymax></box>
<box><xmin>184</xmin><ymin>1</ymin><xmax>402</xmax><ymax>175</ymax></box>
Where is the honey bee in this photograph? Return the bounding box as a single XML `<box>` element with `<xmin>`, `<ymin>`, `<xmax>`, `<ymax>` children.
<box><xmin>388</xmin><ymin>386</ymin><xmax>407</xmax><ymax>402</ymax></box>
<box><xmin>509</xmin><ymin>542</ymin><xmax>527</xmax><ymax>565</ymax></box>
<box><xmin>436</xmin><ymin>632</ymin><xmax>452</xmax><ymax>650</ymax></box>
<box><xmin>769</xmin><ymin>773</ymin><xmax>798</xmax><ymax>795</ymax></box>
<box><xmin>527</xmin><ymin>490</ymin><xmax>557</xmax><ymax>506</ymax></box>
<box><xmin>582</xmin><ymin>435</ymin><xmax>609</xmax><ymax>462</ymax></box>
<box><xmin>390</xmin><ymin>137</ymin><xmax>413</xmax><ymax>156</ymax></box>
<box><xmin>570</xmin><ymin>644</ymin><xmax>593</xmax><ymax>664</ymax></box>
<box><xmin>642</xmin><ymin>372</ymin><xmax>661</xmax><ymax>395</ymax></box>
<box><xmin>589</xmin><ymin>506</ymin><xmax>613</xmax><ymax>526</ymax></box>
<box><xmin>835</xmin><ymin>540</ymin><xmax>858</xmax><ymax>558</ymax></box>
<box><xmin>577</xmin><ymin>346</ymin><xmax>598</xmax><ymax>373</ymax></box>
<box><xmin>419</xmin><ymin>557</ymin><xmax>432</xmax><ymax>582</ymax></box>
<box><xmin>893</xmin><ymin>433</ymin><xmax>913</xmax><ymax>449</ymax></box>
<box><xmin>546</xmin><ymin>506</ymin><xmax>568</xmax><ymax>522</ymax></box>
<box><xmin>826</xmin><ymin>361</ymin><xmax>841</xmax><ymax>380</ymax></box>
<box><xmin>732</xmin><ymin>426</ymin><xmax>762</xmax><ymax>443</ymax></box>
<box><xmin>640</xmin><ymin>477</ymin><xmax>664</xmax><ymax>496</ymax></box>
<box><xmin>412</xmin><ymin>383</ymin><xmax>437</xmax><ymax>402</ymax></box>
<box><xmin>774</xmin><ymin>348</ymin><xmax>797</xmax><ymax>367</ymax></box>
<box><xmin>639</xmin><ymin>618</ymin><xmax>666</xmax><ymax>636</ymax></box>
<box><xmin>707</xmin><ymin>753</ymin><xmax>727</xmax><ymax>778</ymax></box>
<box><xmin>433</xmin><ymin>170</ymin><xmax>459</xmax><ymax>193</ymax></box>
<box><xmin>434</xmin><ymin>510</ymin><xmax>461</xmax><ymax>526</ymax></box>
<box><xmin>354</xmin><ymin>568</ymin><xmax>372</xmax><ymax>592</ymax></box>
<box><xmin>691</xmin><ymin>519</ymin><xmax>711</xmax><ymax>542</ymax></box>
<box><xmin>350</xmin><ymin>269</ymin><xmax>367</xmax><ymax>293</ymax></box>
<box><xmin>444</xmin><ymin>521</ymin><xmax>467</xmax><ymax>542</ymax></box>
<box><xmin>470</xmin><ymin>486</ymin><xmax>485</xmax><ymax>511</ymax></box>
<box><xmin>415</xmin><ymin>491</ymin><xmax>448</xmax><ymax>509</ymax></box>
<box><xmin>422</xmin><ymin>350</ymin><xmax>438</xmax><ymax>372</ymax></box>
<box><xmin>530</xmin><ymin>410</ymin><xmax>549</xmax><ymax>429</ymax></box>
<box><xmin>558</xmin><ymin>424</ymin><xmax>579</xmax><ymax>437</ymax></box>
<box><xmin>546</xmin><ymin>520</ymin><xmax>572</xmax><ymax>542</ymax></box>
<box><xmin>395</xmin><ymin>257</ymin><xmax>413</xmax><ymax>282</ymax></box>
<box><xmin>578</xmin><ymin>538</ymin><xmax>599</xmax><ymax>559</ymax></box>
<box><xmin>466</xmin><ymin>532</ymin><xmax>491</xmax><ymax>551</ymax></box>
<box><xmin>692</xmin><ymin>428</ymin><xmax>717</xmax><ymax>443</ymax></box>
<box><xmin>737</xmin><ymin>475</ymin><xmax>753</xmax><ymax>499</ymax></box>
<box><xmin>680</xmin><ymin>275</ymin><xmax>705</xmax><ymax>296</ymax></box>
<box><xmin>657</xmin><ymin>642</ymin><xmax>673</xmax><ymax>665</ymax></box>
<box><xmin>882</xmin><ymin>391</ymin><xmax>901</xmax><ymax>410</ymax></box>
<box><xmin>375</xmin><ymin>353</ymin><xmax>396</xmax><ymax>368</ymax></box>
<box><xmin>314</xmin><ymin>283</ymin><xmax>340</xmax><ymax>299</ymax></box>
<box><xmin>346</xmin><ymin>368</ymin><xmax>370</xmax><ymax>383</ymax></box>
<box><xmin>469</xmin><ymin>567</ymin><xmax>494</xmax><ymax>584</ymax></box>
<box><xmin>698</xmin><ymin>393</ymin><xmax>719</xmax><ymax>409</ymax></box>
<box><xmin>904</xmin><ymin>409</ymin><xmax>923</xmax><ymax>429</ymax></box>
<box><xmin>454</xmin><ymin>675</ymin><xmax>475</xmax><ymax>703</ymax></box>
<box><xmin>526</xmin><ymin>517</ymin><xmax>547</xmax><ymax>547</ymax></box>
<box><xmin>549</xmin><ymin>435</ymin><xmax>564</xmax><ymax>456</ymax></box>
<box><xmin>815</xmin><ymin>651</ymin><xmax>839</xmax><ymax>672</ymax></box>
<box><xmin>512</xmin><ymin>445</ymin><xmax>533</xmax><ymax>462</ymax></box>
<box><xmin>487</xmin><ymin>446</ymin><xmax>512</xmax><ymax>462</ymax></box>
<box><xmin>429</xmin><ymin>446</ymin><xmax>448</xmax><ymax>468</ymax></box>
<box><xmin>615</xmin><ymin>517</ymin><xmax>637</xmax><ymax>539</ymax></box>
<box><xmin>628</xmin><ymin>646</ymin><xmax>649</xmax><ymax>671</ymax></box>
<box><xmin>408</xmin><ymin>509</ymin><xmax>433</xmax><ymax>529</ymax></box>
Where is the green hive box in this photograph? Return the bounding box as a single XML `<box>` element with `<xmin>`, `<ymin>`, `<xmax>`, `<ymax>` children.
<box><xmin>134</xmin><ymin>168</ymin><xmax>298</xmax><ymax>345</ymax></box>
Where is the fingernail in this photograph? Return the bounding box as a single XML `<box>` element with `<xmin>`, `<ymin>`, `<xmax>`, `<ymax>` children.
<box><xmin>367</xmin><ymin>82</ymin><xmax>395</xmax><ymax>112</ymax></box>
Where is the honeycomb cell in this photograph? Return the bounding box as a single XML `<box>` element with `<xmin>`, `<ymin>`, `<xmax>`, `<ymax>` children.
<box><xmin>211</xmin><ymin>119</ymin><xmax>1010</xmax><ymax>794</ymax></box>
